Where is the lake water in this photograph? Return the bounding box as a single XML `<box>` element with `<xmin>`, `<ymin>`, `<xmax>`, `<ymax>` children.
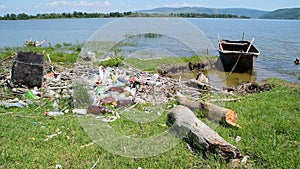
<box><xmin>0</xmin><ymin>18</ymin><xmax>299</xmax><ymax>84</ymax></box>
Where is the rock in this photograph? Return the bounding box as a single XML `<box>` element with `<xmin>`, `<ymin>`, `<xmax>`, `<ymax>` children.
<box><xmin>294</xmin><ymin>58</ymin><xmax>300</xmax><ymax>65</ymax></box>
<box><xmin>188</xmin><ymin>61</ymin><xmax>206</xmax><ymax>70</ymax></box>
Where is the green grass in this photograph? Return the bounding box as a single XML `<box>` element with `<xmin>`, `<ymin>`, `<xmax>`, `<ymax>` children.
<box><xmin>225</xmin><ymin>80</ymin><xmax>300</xmax><ymax>168</ymax></box>
<box><xmin>1</xmin><ymin>79</ymin><xmax>299</xmax><ymax>168</ymax></box>
<box><xmin>1</xmin><ymin>45</ymin><xmax>299</xmax><ymax>168</ymax></box>
<box><xmin>0</xmin><ymin>44</ymin><xmax>81</xmax><ymax>70</ymax></box>
<box><xmin>0</xmin><ymin>99</ymin><xmax>225</xmax><ymax>168</ymax></box>
<box><xmin>124</xmin><ymin>55</ymin><xmax>210</xmax><ymax>72</ymax></box>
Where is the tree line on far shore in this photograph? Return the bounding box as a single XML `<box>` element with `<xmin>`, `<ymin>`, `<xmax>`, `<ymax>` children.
<box><xmin>0</xmin><ymin>11</ymin><xmax>250</xmax><ymax>20</ymax></box>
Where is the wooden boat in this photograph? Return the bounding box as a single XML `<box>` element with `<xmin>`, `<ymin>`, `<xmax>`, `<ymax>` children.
<box><xmin>217</xmin><ymin>38</ymin><xmax>260</xmax><ymax>73</ymax></box>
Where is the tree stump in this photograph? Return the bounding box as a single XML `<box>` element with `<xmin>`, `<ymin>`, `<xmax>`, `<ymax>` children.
<box><xmin>168</xmin><ymin>105</ymin><xmax>242</xmax><ymax>160</ymax></box>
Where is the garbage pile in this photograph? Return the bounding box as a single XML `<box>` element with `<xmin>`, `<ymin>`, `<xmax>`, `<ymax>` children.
<box><xmin>0</xmin><ymin>64</ymin><xmax>75</xmax><ymax>111</ymax></box>
<box><xmin>43</xmin><ymin>71</ymin><xmax>74</xmax><ymax>99</ymax></box>
<box><xmin>0</xmin><ymin>51</ymin><xmax>74</xmax><ymax>112</ymax></box>
<box><xmin>1</xmin><ymin>51</ymin><xmax>274</xmax><ymax>119</ymax></box>
<box><xmin>71</xmin><ymin>63</ymin><xmax>205</xmax><ymax>119</ymax></box>
<box><xmin>1</xmin><ymin>53</ymin><xmax>210</xmax><ymax>119</ymax></box>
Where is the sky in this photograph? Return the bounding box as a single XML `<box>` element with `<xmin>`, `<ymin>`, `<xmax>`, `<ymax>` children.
<box><xmin>0</xmin><ymin>0</ymin><xmax>299</xmax><ymax>15</ymax></box>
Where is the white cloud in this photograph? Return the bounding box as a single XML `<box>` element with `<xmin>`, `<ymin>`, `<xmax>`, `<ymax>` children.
<box><xmin>0</xmin><ymin>4</ymin><xmax>6</xmax><ymax>9</ymax></box>
<box><xmin>44</xmin><ymin>0</ymin><xmax>110</xmax><ymax>8</ymax></box>
<box><xmin>104</xmin><ymin>0</ymin><xmax>110</xmax><ymax>7</ymax></box>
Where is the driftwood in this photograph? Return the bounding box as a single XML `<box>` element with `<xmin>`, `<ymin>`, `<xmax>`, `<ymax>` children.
<box><xmin>168</xmin><ymin>105</ymin><xmax>242</xmax><ymax>160</ymax></box>
<box><xmin>188</xmin><ymin>79</ymin><xmax>220</xmax><ymax>91</ymax></box>
<box><xmin>186</xmin><ymin>79</ymin><xmax>236</xmax><ymax>96</ymax></box>
<box><xmin>177</xmin><ymin>96</ymin><xmax>238</xmax><ymax>127</ymax></box>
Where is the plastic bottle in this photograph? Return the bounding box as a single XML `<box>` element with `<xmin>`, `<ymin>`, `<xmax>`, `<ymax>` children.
<box><xmin>25</xmin><ymin>90</ymin><xmax>37</xmax><ymax>99</ymax></box>
<box><xmin>45</xmin><ymin>111</ymin><xmax>64</xmax><ymax>116</ymax></box>
<box><xmin>72</xmin><ymin>109</ymin><xmax>87</xmax><ymax>115</ymax></box>
<box><xmin>4</xmin><ymin>102</ymin><xmax>25</xmax><ymax>108</ymax></box>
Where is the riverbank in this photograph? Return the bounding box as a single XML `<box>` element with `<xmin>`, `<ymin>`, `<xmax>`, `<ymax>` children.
<box><xmin>2</xmin><ymin>18</ymin><xmax>300</xmax><ymax>83</ymax></box>
<box><xmin>0</xmin><ymin>45</ymin><xmax>299</xmax><ymax>168</ymax></box>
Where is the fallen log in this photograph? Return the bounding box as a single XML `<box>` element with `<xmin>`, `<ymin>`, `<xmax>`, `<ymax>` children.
<box><xmin>168</xmin><ymin>105</ymin><xmax>242</xmax><ymax>160</ymax></box>
<box><xmin>177</xmin><ymin>96</ymin><xmax>238</xmax><ymax>127</ymax></box>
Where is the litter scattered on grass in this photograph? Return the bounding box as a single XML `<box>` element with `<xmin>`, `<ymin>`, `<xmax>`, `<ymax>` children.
<box><xmin>44</xmin><ymin>131</ymin><xmax>63</xmax><ymax>141</ymax></box>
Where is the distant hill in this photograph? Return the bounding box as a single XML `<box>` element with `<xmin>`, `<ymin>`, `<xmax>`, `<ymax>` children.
<box><xmin>259</xmin><ymin>7</ymin><xmax>300</xmax><ymax>20</ymax></box>
<box><xmin>137</xmin><ymin>7</ymin><xmax>269</xmax><ymax>18</ymax></box>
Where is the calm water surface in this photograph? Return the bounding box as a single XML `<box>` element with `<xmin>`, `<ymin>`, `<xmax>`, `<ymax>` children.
<box><xmin>0</xmin><ymin>18</ymin><xmax>113</xmax><ymax>47</ymax></box>
<box><xmin>190</xmin><ymin>18</ymin><xmax>300</xmax><ymax>84</ymax></box>
<box><xmin>0</xmin><ymin>18</ymin><xmax>299</xmax><ymax>84</ymax></box>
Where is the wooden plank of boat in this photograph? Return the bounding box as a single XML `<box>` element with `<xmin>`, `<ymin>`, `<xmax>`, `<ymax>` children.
<box><xmin>221</xmin><ymin>41</ymin><xmax>249</xmax><ymax>46</ymax></box>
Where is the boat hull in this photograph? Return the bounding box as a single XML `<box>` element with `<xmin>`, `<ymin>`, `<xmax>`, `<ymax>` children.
<box><xmin>217</xmin><ymin>52</ymin><xmax>258</xmax><ymax>72</ymax></box>
<box><xmin>217</xmin><ymin>40</ymin><xmax>260</xmax><ymax>73</ymax></box>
